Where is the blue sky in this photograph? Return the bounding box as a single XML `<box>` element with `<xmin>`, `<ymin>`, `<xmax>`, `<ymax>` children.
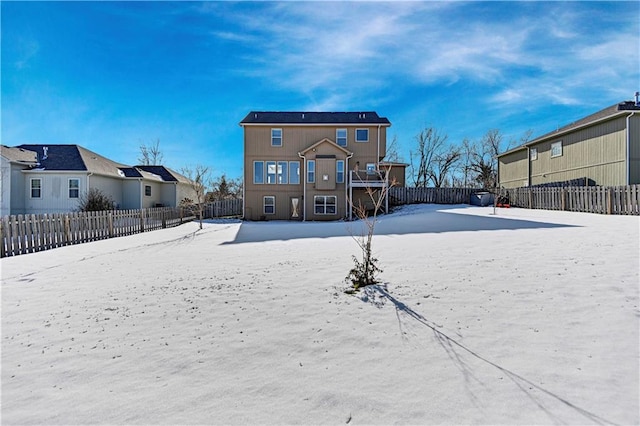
<box><xmin>2</xmin><ymin>1</ymin><xmax>638</xmax><ymax>180</ymax></box>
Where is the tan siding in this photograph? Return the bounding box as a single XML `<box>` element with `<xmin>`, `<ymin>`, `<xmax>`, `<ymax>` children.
<box><xmin>499</xmin><ymin>115</ymin><xmax>631</xmax><ymax>188</ymax></box>
<box><xmin>530</xmin><ymin>117</ymin><xmax>626</xmax><ymax>186</ymax></box>
<box><xmin>243</xmin><ymin>123</ymin><xmax>386</xmax><ymax>220</ymax></box>
<box><xmin>499</xmin><ymin>149</ymin><xmax>528</xmax><ymax>188</ymax></box>
<box><xmin>629</xmin><ymin>114</ymin><xmax>640</xmax><ymax>184</ymax></box>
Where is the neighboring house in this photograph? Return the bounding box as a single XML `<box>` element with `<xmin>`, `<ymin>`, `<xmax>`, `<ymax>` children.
<box><xmin>498</xmin><ymin>98</ymin><xmax>640</xmax><ymax>188</ymax></box>
<box><xmin>240</xmin><ymin>111</ymin><xmax>404</xmax><ymax>221</ymax></box>
<box><xmin>0</xmin><ymin>144</ymin><xmax>195</xmax><ymax>215</ymax></box>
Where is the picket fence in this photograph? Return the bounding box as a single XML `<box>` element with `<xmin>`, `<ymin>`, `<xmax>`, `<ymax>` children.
<box><xmin>389</xmin><ymin>187</ymin><xmax>475</xmax><ymax>205</ymax></box>
<box><xmin>504</xmin><ymin>185</ymin><xmax>640</xmax><ymax>215</ymax></box>
<box><xmin>0</xmin><ymin>207</ymin><xmax>195</xmax><ymax>258</ymax></box>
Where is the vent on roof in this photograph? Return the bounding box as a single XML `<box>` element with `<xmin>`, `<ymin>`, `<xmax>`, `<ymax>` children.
<box><xmin>635</xmin><ymin>91</ymin><xmax>639</xmax><ymax>107</ymax></box>
<box><xmin>254</xmin><ymin>113</ymin><xmax>258</xmax><ymax>119</ymax></box>
<box><xmin>42</xmin><ymin>146</ymin><xmax>48</xmax><ymax>160</ymax></box>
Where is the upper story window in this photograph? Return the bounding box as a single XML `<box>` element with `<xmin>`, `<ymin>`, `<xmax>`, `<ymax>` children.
<box><xmin>530</xmin><ymin>148</ymin><xmax>538</xmax><ymax>161</ymax></box>
<box><xmin>30</xmin><ymin>178</ymin><xmax>42</xmax><ymax>198</ymax></box>
<box><xmin>336</xmin><ymin>160</ymin><xmax>345</xmax><ymax>184</ymax></box>
<box><xmin>266</xmin><ymin>161</ymin><xmax>277</xmax><ymax>184</ymax></box>
<box><xmin>254</xmin><ymin>161</ymin><xmax>264</xmax><ymax>184</ymax></box>
<box><xmin>289</xmin><ymin>161</ymin><xmax>300</xmax><ymax>184</ymax></box>
<box><xmin>69</xmin><ymin>179</ymin><xmax>80</xmax><ymax>198</ymax></box>
<box><xmin>307</xmin><ymin>160</ymin><xmax>315</xmax><ymax>183</ymax></box>
<box><xmin>336</xmin><ymin>129</ymin><xmax>347</xmax><ymax>147</ymax></box>
<box><xmin>277</xmin><ymin>161</ymin><xmax>288</xmax><ymax>184</ymax></box>
<box><xmin>356</xmin><ymin>128</ymin><xmax>369</xmax><ymax>142</ymax></box>
<box><xmin>145</xmin><ymin>185</ymin><xmax>152</xmax><ymax>196</ymax></box>
<box><xmin>551</xmin><ymin>141</ymin><xmax>563</xmax><ymax>158</ymax></box>
<box><xmin>271</xmin><ymin>128</ymin><xmax>282</xmax><ymax>146</ymax></box>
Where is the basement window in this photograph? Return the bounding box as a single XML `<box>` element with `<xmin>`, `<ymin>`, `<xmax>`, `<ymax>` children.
<box><xmin>263</xmin><ymin>196</ymin><xmax>275</xmax><ymax>214</ymax></box>
<box><xmin>314</xmin><ymin>195</ymin><xmax>336</xmax><ymax>215</ymax></box>
<box><xmin>551</xmin><ymin>141</ymin><xmax>562</xmax><ymax>158</ymax></box>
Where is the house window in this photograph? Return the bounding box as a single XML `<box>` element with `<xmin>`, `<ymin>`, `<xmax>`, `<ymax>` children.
<box><xmin>307</xmin><ymin>160</ymin><xmax>315</xmax><ymax>183</ymax></box>
<box><xmin>271</xmin><ymin>129</ymin><xmax>282</xmax><ymax>147</ymax></box>
<box><xmin>254</xmin><ymin>161</ymin><xmax>264</xmax><ymax>184</ymax></box>
<box><xmin>69</xmin><ymin>179</ymin><xmax>80</xmax><ymax>198</ymax></box>
<box><xmin>145</xmin><ymin>185</ymin><xmax>152</xmax><ymax>196</ymax></box>
<box><xmin>530</xmin><ymin>148</ymin><xmax>538</xmax><ymax>161</ymax></box>
<box><xmin>289</xmin><ymin>161</ymin><xmax>300</xmax><ymax>184</ymax></box>
<box><xmin>277</xmin><ymin>161</ymin><xmax>288</xmax><ymax>184</ymax></box>
<box><xmin>266</xmin><ymin>161</ymin><xmax>277</xmax><ymax>184</ymax></box>
<box><xmin>30</xmin><ymin>178</ymin><xmax>42</xmax><ymax>198</ymax></box>
<box><xmin>314</xmin><ymin>195</ymin><xmax>337</xmax><ymax>215</ymax></box>
<box><xmin>551</xmin><ymin>141</ymin><xmax>562</xmax><ymax>158</ymax></box>
<box><xmin>263</xmin><ymin>196</ymin><xmax>275</xmax><ymax>215</ymax></box>
<box><xmin>336</xmin><ymin>129</ymin><xmax>347</xmax><ymax>147</ymax></box>
<box><xmin>336</xmin><ymin>160</ymin><xmax>345</xmax><ymax>183</ymax></box>
<box><xmin>356</xmin><ymin>128</ymin><xmax>369</xmax><ymax>142</ymax></box>
<box><xmin>366</xmin><ymin>163</ymin><xmax>376</xmax><ymax>175</ymax></box>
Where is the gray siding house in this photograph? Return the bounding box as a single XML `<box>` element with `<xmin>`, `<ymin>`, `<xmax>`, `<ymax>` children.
<box><xmin>1</xmin><ymin>144</ymin><xmax>195</xmax><ymax>215</ymax></box>
<box><xmin>498</xmin><ymin>99</ymin><xmax>640</xmax><ymax>188</ymax></box>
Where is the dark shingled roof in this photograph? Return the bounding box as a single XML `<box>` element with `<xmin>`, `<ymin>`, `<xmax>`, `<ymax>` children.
<box><xmin>17</xmin><ymin>144</ymin><xmax>86</xmax><ymax>171</ymax></box>
<box><xmin>119</xmin><ymin>167</ymin><xmax>144</xmax><ymax>178</ymax></box>
<box><xmin>135</xmin><ymin>165</ymin><xmax>178</xmax><ymax>182</ymax></box>
<box><xmin>240</xmin><ymin>111</ymin><xmax>391</xmax><ymax>125</ymax></box>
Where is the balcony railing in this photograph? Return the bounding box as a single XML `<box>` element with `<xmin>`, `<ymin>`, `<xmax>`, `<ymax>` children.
<box><xmin>349</xmin><ymin>170</ymin><xmax>388</xmax><ymax>187</ymax></box>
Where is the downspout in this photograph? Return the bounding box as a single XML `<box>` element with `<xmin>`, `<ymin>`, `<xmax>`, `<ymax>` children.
<box><xmin>526</xmin><ymin>147</ymin><xmax>531</xmax><ymax>187</ymax></box>
<box><xmin>377</xmin><ymin>125</ymin><xmax>381</xmax><ymax>166</ymax></box>
<box><xmin>298</xmin><ymin>152</ymin><xmax>306</xmax><ymax>221</ymax></box>
<box><xmin>345</xmin><ymin>152</ymin><xmax>354</xmax><ymax>220</ymax></box>
<box><xmin>626</xmin><ymin>111</ymin><xmax>637</xmax><ymax>185</ymax></box>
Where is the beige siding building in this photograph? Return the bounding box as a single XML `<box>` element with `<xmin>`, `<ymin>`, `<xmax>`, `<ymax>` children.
<box><xmin>240</xmin><ymin>111</ymin><xmax>397</xmax><ymax>221</ymax></box>
<box><xmin>498</xmin><ymin>99</ymin><xmax>640</xmax><ymax>188</ymax></box>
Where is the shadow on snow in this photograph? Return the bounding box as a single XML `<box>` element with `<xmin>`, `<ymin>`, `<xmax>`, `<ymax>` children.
<box><xmin>223</xmin><ymin>205</ymin><xmax>577</xmax><ymax>245</ymax></box>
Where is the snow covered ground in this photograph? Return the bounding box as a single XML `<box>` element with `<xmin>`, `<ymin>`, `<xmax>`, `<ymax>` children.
<box><xmin>1</xmin><ymin>204</ymin><xmax>638</xmax><ymax>425</ymax></box>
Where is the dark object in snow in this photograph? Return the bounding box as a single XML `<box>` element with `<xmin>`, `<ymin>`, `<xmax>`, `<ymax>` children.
<box><xmin>470</xmin><ymin>191</ymin><xmax>494</xmax><ymax>207</ymax></box>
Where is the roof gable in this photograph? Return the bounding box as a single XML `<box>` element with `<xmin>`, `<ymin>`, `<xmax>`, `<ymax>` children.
<box><xmin>299</xmin><ymin>138</ymin><xmax>353</xmax><ymax>156</ymax></box>
<box><xmin>1</xmin><ymin>145</ymin><xmax>38</xmax><ymax>164</ymax></box>
<box><xmin>240</xmin><ymin>111</ymin><xmax>391</xmax><ymax>126</ymax></box>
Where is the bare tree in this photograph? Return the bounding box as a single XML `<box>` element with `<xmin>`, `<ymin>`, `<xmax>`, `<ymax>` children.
<box><xmin>385</xmin><ymin>134</ymin><xmax>402</xmax><ymax>163</ymax></box>
<box><xmin>138</xmin><ymin>139</ymin><xmax>164</xmax><ymax>165</ymax></box>
<box><xmin>180</xmin><ymin>164</ymin><xmax>212</xmax><ymax>230</ymax></box>
<box><xmin>346</xmin><ymin>171</ymin><xmax>397</xmax><ymax>293</ymax></box>
<box><xmin>429</xmin><ymin>146</ymin><xmax>461</xmax><ymax>188</ymax></box>
<box><xmin>409</xmin><ymin>127</ymin><xmax>448</xmax><ymax>188</ymax></box>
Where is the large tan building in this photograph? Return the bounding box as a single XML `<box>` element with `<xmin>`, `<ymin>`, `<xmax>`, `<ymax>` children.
<box><xmin>498</xmin><ymin>99</ymin><xmax>640</xmax><ymax>188</ymax></box>
<box><xmin>240</xmin><ymin>111</ymin><xmax>397</xmax><ymax>221</ymax></box>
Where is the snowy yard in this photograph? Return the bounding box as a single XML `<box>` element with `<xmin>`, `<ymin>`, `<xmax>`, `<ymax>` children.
<box><xmin>1</xmin><ymin>204</ymin><xmax>638</xmax><ymax>425</ymax></box>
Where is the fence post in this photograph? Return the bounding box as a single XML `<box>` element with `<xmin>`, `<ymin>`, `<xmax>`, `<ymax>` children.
<box><xmin>64</xmin><ymin>214</ymin><xmax>71</xmax><ymax>245</ymax></box>
<box><xmin>140</xmin><ymin>209</ymin><xmax>145</xmax><ymax>232</ymax></box>
<box><xmin>162</xmin><ymin>209</ymin><xmax>167</xmax><ymax>229</ymax></box>
<box><xmin>528</xmin><ymin>188</ymin><xmax>533</xmax><ymax>209</ymax></box>
<box><xmin>607</xmin><ymin>188</ymin><xmax>613</xmax><ymax>215</ymax></box>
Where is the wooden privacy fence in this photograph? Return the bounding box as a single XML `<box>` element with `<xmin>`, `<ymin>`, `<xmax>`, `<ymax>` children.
<box><xmin>389</xmin><ymin>187</ymin><xmax>475</xmax><ymax>205</ymax></box>
<box><xmin>505</xmin><ymin>185</ymin><xmax>640</xmax><ymax>215</ymax></box>
<box><xmin>1</xmin><ymin>207</ymin><xmax>196</xmax><ymax>258</ymax></box>
<box><xmin>202</xmin><ymin>199</ymin><xmax>242</xmax><ymax>219</ymax></box>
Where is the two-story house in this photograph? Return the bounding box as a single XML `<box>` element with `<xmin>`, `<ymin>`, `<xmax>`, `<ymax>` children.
<box><xmin>240</xmin><ymin>111</ymin><xmax>396</xmax><ymax>221</ymax></box>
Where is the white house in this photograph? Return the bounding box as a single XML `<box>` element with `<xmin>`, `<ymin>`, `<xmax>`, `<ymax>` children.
<box><xmin>1</xmin><ymin>144</ymin><xmax>195</xmax><ymax>216</ymax></box>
